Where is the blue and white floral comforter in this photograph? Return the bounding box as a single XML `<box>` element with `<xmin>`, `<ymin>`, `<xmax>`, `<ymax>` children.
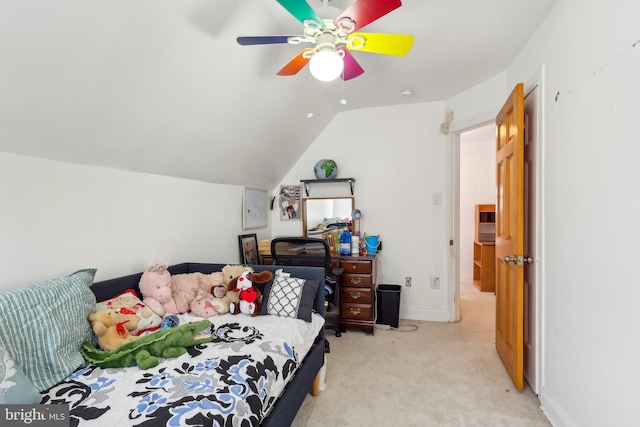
<box><xmin>41</xmin><ymin>313</ymin><xmax>324</xmax><ymax>426</ymax></box>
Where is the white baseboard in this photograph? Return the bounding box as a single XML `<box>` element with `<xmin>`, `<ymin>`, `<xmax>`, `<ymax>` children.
<box><xmin>539</xmin><ymin>387</ymin><xmax>574</xmax><ymax>427</ymax></box>
<box><xmin>401</xmin><ymin>307</ymin><xmax>450</xmax><ymax>322</ymax></box>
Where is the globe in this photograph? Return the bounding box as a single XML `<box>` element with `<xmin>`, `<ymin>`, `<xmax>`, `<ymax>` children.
<box><xmin>314</xmin><ymin>159</ymin><xmax>338</xmax><ymax>180</ymax></box>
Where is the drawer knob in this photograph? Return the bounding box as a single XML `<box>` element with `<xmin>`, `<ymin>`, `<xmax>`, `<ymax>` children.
<box><xmin>349</xmin><ymin>292</ymin><xmax>361</xmax><ymax>299</ymax></box>
<box><xmin>349</xmin><ymin>307</ymin><xmax>361</xmax><ymax>315</ymax></box>
<box><xmin>351</xmin><ymin>265</ymin><xmax>357</xmax><ymax>270</ymax></box>
<box><xmin>350</xmin><ymin>277</ymin><xmax>361</xmax><ymax>284</ymax></box>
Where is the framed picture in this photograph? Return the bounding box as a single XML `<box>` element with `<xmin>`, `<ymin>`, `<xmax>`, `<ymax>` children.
<box><xmin>238</xmin><ymin>233</ymin><xmax>259</xmax><ymax>265</ymax></box>
<box><xmin>242</xmin><ymin>187</ymin><xmax>268</xmax><ymax>229</ymax></box>
<box><xmin>279</xmin><ymin>185</ymin><xmax>302</xmax><ymax>221</ymax></box>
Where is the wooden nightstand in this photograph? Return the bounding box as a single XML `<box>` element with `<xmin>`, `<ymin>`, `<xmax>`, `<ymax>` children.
<box><xmin>339</xmin><ymin>254</ymin><xmax>378</xmax><ymax>335</ymax></box>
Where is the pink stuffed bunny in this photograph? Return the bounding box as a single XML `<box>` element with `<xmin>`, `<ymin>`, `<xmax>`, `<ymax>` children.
<box><xmin>138</xmin><ymin>263</ymin><xmax>179</xmax><ymax>317</ymax></box>
<box><xmin>189</xmin><ymin>290</ymin><xmax>220</xmax><ymax>318</ymax></box>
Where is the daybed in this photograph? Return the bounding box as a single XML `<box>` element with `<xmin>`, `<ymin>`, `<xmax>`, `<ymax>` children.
<box><xmin>0</xmin><ymin>262</ymin><xmax>327</xmax><ymax>426</ymax></box>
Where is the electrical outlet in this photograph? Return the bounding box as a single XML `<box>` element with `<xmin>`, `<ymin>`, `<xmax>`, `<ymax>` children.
<box><xmin>432</xmin><ymin>192</ymin><xmax>442</xmax><ymax>205</ymax></box>
<box><xmin>405</xmin><ymin>277</ymin><xmax>412</xmax><ymax>287</ymax></box>
<box><xmin>430</xmin><ymin>276</ymin><xmax>440</xmax><ymax>289</ymax></box>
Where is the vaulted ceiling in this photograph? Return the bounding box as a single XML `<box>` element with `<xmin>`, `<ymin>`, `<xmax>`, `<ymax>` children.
<box><xmin>0</xmin><ymin>0</ymin><xmax>555</xmax><ymax>188</ymax></box>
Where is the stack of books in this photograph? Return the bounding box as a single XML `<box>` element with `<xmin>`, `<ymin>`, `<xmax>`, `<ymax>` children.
<box><xmin>258</xmin><ymin>239</ymin><xmax>272</xmax><ymax>256</ymax></box>
<box><xmin>321</xmin><ymin>229</ymin><xmax>343</xmax><ymax>254</ymax></box>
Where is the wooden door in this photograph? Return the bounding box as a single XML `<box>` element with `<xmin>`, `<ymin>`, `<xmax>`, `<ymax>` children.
<box><xmin>495</xmin><ymin>83</ymin><xmax>525</xmax><ymax>390</ymax></box>
<box><xmin>523</xmin><ymin>86</ymin><xmax>538</xmax><ymax>391</ymax></box>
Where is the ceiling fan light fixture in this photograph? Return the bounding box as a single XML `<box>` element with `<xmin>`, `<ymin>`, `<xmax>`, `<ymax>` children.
<box><xmin>237</xmin><ymin>1</ymin><xmax>413</xmax><ymax>81</ymax></box>
<box><xmin>309</xmin><ymin>48</ymin><xmax>343</xmax><ymax>82</ymax></box>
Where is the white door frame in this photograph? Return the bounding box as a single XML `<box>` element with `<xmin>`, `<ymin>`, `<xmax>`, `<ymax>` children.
<box><xmin>448</xmin><ymin>112</ymin><xmax>495</xmax><ymax>324</ymax></box>
<box><xmin>447</xmin><ymin>68</ymin><xmax>545</xmax><ymax>395</ymax></box>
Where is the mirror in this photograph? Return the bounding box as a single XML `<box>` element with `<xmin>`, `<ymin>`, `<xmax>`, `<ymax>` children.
<box><xmin>302</xmin><ymin>197</ymin><xmax>355</xmax><ymax>237</ymax></box>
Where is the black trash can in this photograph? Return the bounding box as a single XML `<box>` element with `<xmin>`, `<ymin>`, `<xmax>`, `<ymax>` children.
<box><xmin>376</xmin><ymin>284</ymin><xmax>401</xmax><ymax>328</ymax></box>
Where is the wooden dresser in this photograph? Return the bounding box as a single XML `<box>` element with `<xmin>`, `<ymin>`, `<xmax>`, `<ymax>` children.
<box><xmin>339</xmin><ymin>254</ymin><xmax>377</xmax><ymax>335</ymax></box>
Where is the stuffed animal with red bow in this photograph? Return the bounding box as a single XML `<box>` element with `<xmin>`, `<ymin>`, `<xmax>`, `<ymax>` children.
<box><xmin>88</xmin><ymin>308</ymin><xmax>139</xmax><ymax>351</ymax></box>
<box><xmin>228</xmin><ymin>270</ymin><xmax>273</xmax><ymax>316</ymax></box>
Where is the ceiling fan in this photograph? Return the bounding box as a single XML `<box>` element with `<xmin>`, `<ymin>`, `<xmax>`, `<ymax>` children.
<box><xmin>237</xmin><ymin>0</ymin><xmax>414</xmax><ymax>82</ymax></box>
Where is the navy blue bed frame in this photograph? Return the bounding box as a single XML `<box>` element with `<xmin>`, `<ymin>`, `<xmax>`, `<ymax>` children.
<box><xmin>90</xmin><ymin>262</ymin><xmax>326</xmax><ymax>427</ymax></box>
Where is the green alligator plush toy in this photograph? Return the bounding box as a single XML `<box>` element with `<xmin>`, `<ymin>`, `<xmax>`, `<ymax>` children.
<box><xmin>81</xmin><ymin>319</ymin><xmax>213</xmax><ymax>370</ymax></box>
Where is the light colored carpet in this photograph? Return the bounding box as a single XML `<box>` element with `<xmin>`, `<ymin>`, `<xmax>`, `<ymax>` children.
<box><xmin>290</xmin><ymin>282</ymin><xmax>550</xmax><ymax>426</ymax></box>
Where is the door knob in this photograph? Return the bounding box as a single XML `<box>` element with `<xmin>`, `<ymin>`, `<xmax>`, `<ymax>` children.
<box><xmin>504</xmin><ymin>255</ymin><xmax>533</xmax><ymax>265</ymax></box>
<box><xmin>504</xmin><ymin>255</ymin><xmax>517</xmax><ymax>264</ymax></box>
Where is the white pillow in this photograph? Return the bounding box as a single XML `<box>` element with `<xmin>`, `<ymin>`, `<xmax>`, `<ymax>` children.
<box><xmin>94</xmin><ymin>289</ymin><xmax>163</xmax><ymax>336</ymax></box>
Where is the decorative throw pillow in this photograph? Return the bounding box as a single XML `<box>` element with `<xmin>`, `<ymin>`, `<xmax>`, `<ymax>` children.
<box><xmin>0</xmin><ymin>345</ymin><xmax>41</xmax><ymax>404</ymax></box>
<box><xmin>0</xmin><ymin>269</ymin><xmax>97</xmax><ymax>392</ymax></box>
<box><xmin>260</xmin><ymin>275</ymin><xmax>319</xmax><ymax>322</ymax></box>
<box><xmin>94</xmin><ymin>289</ymin><xmax>162</xmax><ymax>336</ymax></box>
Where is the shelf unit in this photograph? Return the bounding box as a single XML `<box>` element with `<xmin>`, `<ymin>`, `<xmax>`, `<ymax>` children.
<box><xmin>473</xmin><ymin>204</ymin><xmax>496</xmax><ymax>292</ymax></box>
<box><xmin>300</xmin><ymin>178</ymin><xmax>355</xmax><ymax>196</ymax></box>
<box><xmin>475</xmin><ymin>204</ymin><xmax>496</xmax><ymax>242</ymax></box>
<box><xmin>473</xmin><ymin>241</ymin><xmax>495</xmax><ymax>292</ymax></box>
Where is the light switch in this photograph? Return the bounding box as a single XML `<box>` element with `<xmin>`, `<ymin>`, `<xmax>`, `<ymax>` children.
<box><xmin>432</xmin><ymin>192</ymin><xmax>442</xmax><ymax>205</ymax></box>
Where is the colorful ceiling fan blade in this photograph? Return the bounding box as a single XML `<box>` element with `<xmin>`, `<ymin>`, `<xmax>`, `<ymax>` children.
<box><xmin>276</xmin><ymin>0</ymin><xmax>325</xmax><ymax>27</ymax></box>
<box><xmin>237</xmin><ymin>36</ymin><xmax>293</xmax><ymax>46</ymax></box>
<box><xmin>334</xmin><ymin>0</ymin><xmax>402</xmax><ymax>33</ymax></box>
<box><xmin>277</xmin><ymin>49</ymin><xmax>312</xmax><ymax>76</ymax></box>
<box><xmin>338</xmin><ymin>47</ymin><xmax>365</xmax><ymax>81</ymax></box>
<box><xmin>347</xmin><ymin>33</ymin><xmax>414</xmax><ymax>56</ymax></box>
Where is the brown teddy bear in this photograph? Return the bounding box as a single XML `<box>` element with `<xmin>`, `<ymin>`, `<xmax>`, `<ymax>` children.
<box><xmin>171</xmin><ymin>271</ymin><xmax>225</xmax><ymax>314</ymax></box>
<box><xmin>221</xmin><ymin>265</ymin><xmax>254</xmax><ymax>307</ymax></box>
<box><xmin>88</xmin><ymin>308</ymin><xmax>139</xmax><ymax>351</ymax></box>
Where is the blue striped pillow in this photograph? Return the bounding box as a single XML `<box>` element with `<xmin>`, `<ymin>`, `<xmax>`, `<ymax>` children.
<box><xmin>0</xmin><ymin>269</ymin><xmax>97</xmax><ymax>392</ymax></box>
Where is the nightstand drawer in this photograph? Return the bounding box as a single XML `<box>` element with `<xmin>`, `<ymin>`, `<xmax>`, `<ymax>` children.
<box><xmin>340</xmin><ymin>260</ymin><xmax>372</xmax><ymax>274</ymax></box>
<box><xmin>341</xmin><ymin>303</ymin><xmax>372</xmax><ymax>321</ymax></box>
<box><xmin>340</xmin><ymin>287</ymin><xmax>373</xmax><ymax>304</ymax></box>
<box><xmin>342</xmin><ymin>274</ymin><xmax>373</xmax><ymax>287</ymax></box>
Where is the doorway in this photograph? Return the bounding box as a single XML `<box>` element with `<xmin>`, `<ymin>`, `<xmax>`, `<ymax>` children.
<box><xmin>459</xmin><ymin>125</ymin><xmax>496</xmax><ymax>287</ymax></box>
<box><xmin>449</xmin><ymin>79</ymin><xmax>543</xmax><ymax>395</ymax></box>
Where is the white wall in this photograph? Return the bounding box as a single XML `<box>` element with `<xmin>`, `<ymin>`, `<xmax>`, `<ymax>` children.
<box><xmin>273</xmin><ymin>102</ymin><xmax>451</xmax><ymax>321</ymax></box>
<box><xmin>448</xmin><ymin>0</ymin><xmax>640</xmax><ymax>425</ymax></box>
<box><xmin>510</xmin><ymin>1</ymin><xmax>640</xmax><ymax>425</ymax></box>
<box><xmin>459</xmin><ymin>132</ymin><xmax>496</xmax><ymax>283</ymax></box>
<box><xmin>447</xmin><ymin>71</ymin><xmax>508</xmax><ymax>132</ymax></box>
<box><xmin>0</xmin><ymin>153</ymin><xmax>270</xmax><ymax>291</ymax></box>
